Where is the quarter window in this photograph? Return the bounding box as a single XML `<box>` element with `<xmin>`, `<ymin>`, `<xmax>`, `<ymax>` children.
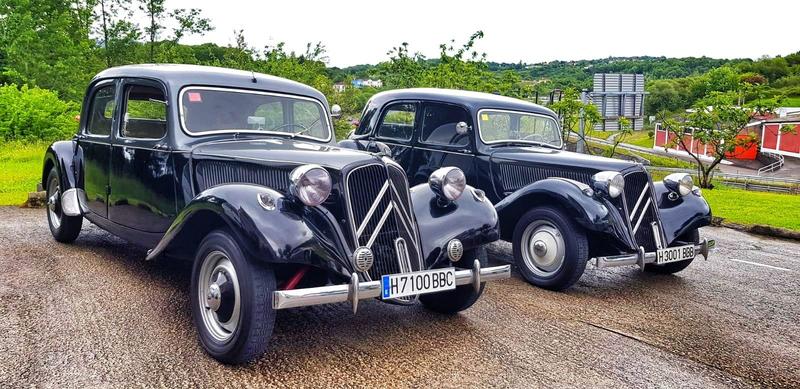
<box><xmin>86</xmin><ymin>85</ymin><xmax>117</xmax><ymax>136</ymax></box>
<box><xmin>377</xmin><ymin>103</ymin><xmax>416</xmax><ymax>141</ymax></box>
<box><xmin>121</xmin><ymin>85</ymin><xmax>167</xmax><ymax>139</ymax></box>
<box><xmin>420</xmin><ymin>103</ymin><xmax>470</xmax><ymax>147</ymax></box>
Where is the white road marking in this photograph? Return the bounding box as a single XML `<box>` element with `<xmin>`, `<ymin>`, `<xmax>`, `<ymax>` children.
<box><xmin>728</xmin><ymin>258</ymin><xmax>792</xmax><ymax>271</ymax></box>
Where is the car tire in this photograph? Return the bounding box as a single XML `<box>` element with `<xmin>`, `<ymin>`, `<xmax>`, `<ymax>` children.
<box><xmin>190</xmin><ymin>229</ymin><xmax>276</xmax><ymax>364</ymax></box>
<box><xmin>45</xmin><ymin>167</ymin><xmax>82</xmax><ymax>243</ymax></box>
<box><xmin>419</xmin><ymin>247</ymin><xmax>487</xmax><ymax>314</ymax></box>
<box><xmin>644</xmin><ymin>229</ymin><xmax>699</xmax><ymax>274</ymax></box>
<box><xmin>512</xmin><ymin>206</ymin><xmax>588</xmax><ymax>291</ymax></box>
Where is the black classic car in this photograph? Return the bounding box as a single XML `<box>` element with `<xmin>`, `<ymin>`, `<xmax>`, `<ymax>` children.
<box><xmin>42</xmin><ymin>66</ymin><xmax>509</xmax><ymax>363</ymax></box>
<box><xmin>343</xmin><ymin>88</ymin><xmax>716</xmax><ymax>291</ymax></box>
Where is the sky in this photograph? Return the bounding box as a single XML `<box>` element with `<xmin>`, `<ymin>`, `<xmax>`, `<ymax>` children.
<box><xmin>169</xmin><ymin>0</ymin><xmax>799</xmax><ymax>68</ymax></box>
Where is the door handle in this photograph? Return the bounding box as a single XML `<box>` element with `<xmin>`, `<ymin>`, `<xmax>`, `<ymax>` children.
<box><xmin>153</xmin><ymin>144</ymin><xmax>170</xmax><ymax>151</ymax></box>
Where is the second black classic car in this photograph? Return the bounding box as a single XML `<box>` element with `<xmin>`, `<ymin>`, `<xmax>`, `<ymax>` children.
<box><xmin>344</xmin><ymin>88</ymin><xmax>716</xmax><ymax>291</ymax></box>
<box><xmin>42</xmin><ymin>66</ymin><xmax>509</xmax><ymax>363</ymax></box>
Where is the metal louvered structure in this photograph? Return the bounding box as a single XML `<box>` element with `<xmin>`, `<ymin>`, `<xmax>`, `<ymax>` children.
<box><xmin>195</xmin><ymin>160</ymin><xmax>291</xmax><ymax>192</ymax></box>
<box><xmin>591</xmin><ymin>73</ymin><xmax>646</xmax><ymax>131</ymax></box>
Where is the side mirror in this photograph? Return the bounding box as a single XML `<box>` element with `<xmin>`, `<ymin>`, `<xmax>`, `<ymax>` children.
<box><xmin>455</xmin><ymin>121</ymin><xmax>469</xmax><ymax>135</ymax></box>
<box><xmin>331</xmin><ymin>104</ymin><xmax>342</xmax><ymax>118</ymax></box>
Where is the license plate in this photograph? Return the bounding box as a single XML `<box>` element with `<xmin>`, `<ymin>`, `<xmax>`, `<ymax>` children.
<box><xmin>656</xmin><ymin>244</ymin><xmax>695</xmax><ymax>264</ymax></box>
<box><xmin>381</xmin><ymin>268</ymin><xmax>456</xmax><ymax>299</ymax></box>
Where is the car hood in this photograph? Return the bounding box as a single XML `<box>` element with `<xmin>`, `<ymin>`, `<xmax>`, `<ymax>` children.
<box><xmin>489</xmin><ymin>145</ymin><xmax>639</xmax><ymax>173</ymax></box>
<box><xmin>190</xmin><ymin>138</ymin><xmax>380</xmax><ymax>171</ymax></box>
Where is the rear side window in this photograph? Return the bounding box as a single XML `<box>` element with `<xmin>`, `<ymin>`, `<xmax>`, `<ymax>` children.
<box><xmin>377</xmin><ymin>103</ymin><xmax>416</xmax><ymax>141</ymax></box>
<box><xmin>420</xmin><ymin>103</ymin><xmax>470</xmax><ymax>147</ymax></box>
<box><xmin>86</xmin><ymin>85</ymin><xmax>117</xmax><ymax>136</ymax></box>
<box><xmin>121</xmin><ymin>85</ymin><xmax>167</xmax><ymax>139</ymax></box>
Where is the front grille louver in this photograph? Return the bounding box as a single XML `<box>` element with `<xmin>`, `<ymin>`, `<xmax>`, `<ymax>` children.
<box><xmin>195</xmin><ymin>160</ymin><xmax>290</xmax><ymax>192</ymax></box>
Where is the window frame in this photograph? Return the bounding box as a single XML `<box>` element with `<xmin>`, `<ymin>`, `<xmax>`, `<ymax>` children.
<box><xmin>83</xmin><ymin>80</ymin><xmax>119</xmax><ymax>139</ymax></box>
<box><xmin>118</xmin><ymin>80</ymin><xmax>169</xmax><ymax>141</ymax></box>
<box><xmin>177</xmin><ymin>86</ymin><xmax>333</xmax><ymax>143</ymax></box>
<box><xmin>374</xmin><ymin>100</ymin><xmax>419</xmax><ymax>143</ymax></box>
<box><xmin>418</xmin><ymin>101</ymin><xmax>472</xmax><ymax>148</ymax></box>
<box><xmin>476</xmin><ymin>108</ymin><xmax>563</xmax><ymax>149</ymax></box>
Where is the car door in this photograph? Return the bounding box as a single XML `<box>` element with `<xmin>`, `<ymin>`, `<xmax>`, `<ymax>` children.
<box><xmin>108</xmin><ymin>78</ymin><xmax>176</xmax><ymax>233</ymax></box>
<box><xmin>408</xmin><ymin>101</ymin><xmax>475</xmax><ymax>186</ymax></box>
<box><xmin>372</xmin><ymin>101</ymin><xmax>418</xmax><ymax>170</ymax></box>
<box><xmin>78</xmin><ymin>80</ymin><xmax>119</xmax><ymax>218</ymax></box>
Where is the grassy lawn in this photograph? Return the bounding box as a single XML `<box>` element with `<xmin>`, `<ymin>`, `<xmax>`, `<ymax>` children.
<box><xmin>585</xmin><ymin>129</ymin><xmax>618</xmax><ymax>140</ymax></box>
<box><xmin>622</xmin><ymin>130</ymin><xmax>655</xmax><ymax>148</ymax></box>
<box><xmin>703</xmin><ymin>185</ymin><xmax>800</xmax><ymax>231</ymax></box>
<box><xmin>778</xmin><ymin>96</ymin><xmax>800</xmax><ymax>107</ymax></box>
<box><xmin>0</xmin><ymin>141</ymin><xmax>49</xmax><ymax>205</ymax></box>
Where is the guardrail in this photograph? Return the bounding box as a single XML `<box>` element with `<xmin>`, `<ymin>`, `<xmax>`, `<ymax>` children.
<box><xmin>757</xmin><ymin>153</ymin><xmax>784</xmax><ymax>176</ymax></box>
<box><xmin>645</xmin><ymin>166</ymin><xmax>800</xmax><ymax>194</ymax></box>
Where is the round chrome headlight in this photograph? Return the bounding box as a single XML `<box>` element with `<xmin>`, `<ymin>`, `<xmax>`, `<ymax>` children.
<box><xmin>664</xmin><ymin>173</ymin><xmax>693</xmax><ymax>196</ymax></box>
<box><xmin>592</xmin><ymin>171</ymin><xmax>625</xmax><ymax>198</ymax></box>
<box><xmin>429</xmin><ymin>167</ymin><xmax>466</xmax><ymax>201</ymax></box>
<box><xmin>289</xmin><ymin>165</ymin><xmax>331</xmax><ymax>206</ymax></box>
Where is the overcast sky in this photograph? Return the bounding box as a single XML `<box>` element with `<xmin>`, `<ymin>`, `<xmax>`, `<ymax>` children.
<box><xmin>169</xmin><ymin>0</ymin><xmax>798</xmax><ymax>68</ymax></box>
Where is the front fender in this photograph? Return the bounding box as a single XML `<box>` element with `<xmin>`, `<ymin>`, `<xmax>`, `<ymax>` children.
<box><xmin>494</xmin><ymin>178</ymin><xmax>636</xmax><ymax>250</ymax></box>
<box><xmin>410</xmin><ymin>184</ymin><xmax>500</xmax><ymax>267</ymax></box>
<box><xmin>147</xmin><ymin>184</ymin><xmax>353</xmax><ymax>279</ymax></box>
<box><xmin>653</xmin><ymin>182</ymin><xmax>712</xmax><ymax>245</ymax></box>
<box><xmin>42</xmin><ymin>140</ymin><xmax>80</xmax><ymax>190</ymax></box>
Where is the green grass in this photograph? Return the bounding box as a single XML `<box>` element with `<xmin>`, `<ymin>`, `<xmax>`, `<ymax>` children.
<box><xmin>622</xmin><ymin>130</ymin><xmax>655</xmax><ymax>148</ymax></box>
<box><xmin>0</xmin><ymin>141</ymin><xmax>48</xmax><ymax>205</ymax></box>
<box><xmin>585</xmin><ymin>129</ymin><xmax>618</xmax><ymax>140</ymax></box>
<box><xmin>703</xmin><ymin>184</ymin><xmax>800</xmax><ymax>231</ymax></box>
<box><xmin>778</xmin><ymin>96</ymin><xmax>800</xmax><ymax>107</ymax></box>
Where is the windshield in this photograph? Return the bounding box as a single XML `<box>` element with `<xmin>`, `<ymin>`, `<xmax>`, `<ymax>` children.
<box><xmin>180</xmin><ymin>87</ymin><xmax>331</xmax><ymax>141</ymax></box>
<box><xmin>478</xmin><ymin>109</ymin><xmax>562</xmax><ymax>148</ymax></box>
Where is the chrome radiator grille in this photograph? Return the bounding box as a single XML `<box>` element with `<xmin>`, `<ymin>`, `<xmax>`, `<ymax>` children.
<box><xmin>195</xmin><ymin>160</ymin><xmax>290</xmax><ymax>192</ymax></box>
<box><xmin>346</xmin><ymin>164</ymin><xmax>422</xmax><ymax>281</ymax></box>
<box><xmin>498</xmin><ymin>163</ymin><xmax>592</xmax><ymax>193</ymax></box>
<box><xmin>622</xmin><ymin>171</ymin><xmax>662</xmax><ymax>252</ymax></box>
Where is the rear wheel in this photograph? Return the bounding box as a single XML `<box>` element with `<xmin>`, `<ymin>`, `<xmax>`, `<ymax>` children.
<box><xmin>45</xmin><ymin>167</ymin><xmax>82</xmax><ymax>243</ymax></box>
<box><xmin>644</xmin><ymin>229</ymin><xmax>699</xmax><ymax>274</ymax></box>
<box><xmin>512</xmin><ymin>206</ymin><xmax>588</xmax><ymax>291</ymax></box>
<box><xmin>190</xmin><ymin>230</ymin><xmax>276</xmax><ymax>364</ymax></box>
<box><xmin>419</xmin><ymin>248</ymin><xmax>487</xmax><ymax>314</ymax></box>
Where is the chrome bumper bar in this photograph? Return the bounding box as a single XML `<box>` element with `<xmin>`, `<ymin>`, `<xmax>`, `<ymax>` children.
<box><xmin>593</xmin><ymin>238</ymin><xmax>716</xmax><ymax>270</ymax></box>
<box><xmin>272</xmin><ymin>260</ymin><xmax>511</xmax><ymax>313</ymax></box>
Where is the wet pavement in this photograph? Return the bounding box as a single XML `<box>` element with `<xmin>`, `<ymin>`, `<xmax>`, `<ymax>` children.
<box><xmin>1</xmin><ymin>207</ymin><xmax>798</xmax><ymax>388</ymax></box>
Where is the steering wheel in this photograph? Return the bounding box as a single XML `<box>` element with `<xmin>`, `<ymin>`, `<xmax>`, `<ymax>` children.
<box><xmin>521</xmin><ymin>133</ymin><xmax>545</xmax><ymax>142</ymax></box>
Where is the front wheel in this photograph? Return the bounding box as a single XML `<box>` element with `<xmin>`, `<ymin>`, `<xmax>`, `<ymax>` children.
<box><xmin>419</xmin><ymin>247</ymin><xmax>487</xmax><ymax>314</ymax></box>
<box><xmin>190</xmin><ymin>230</ymin><xmax>276</xmax><ymax>364</ymax></box>
<box><xmin>45</xmin><ymin>167</ymin><xmax>82</xmax><ymax>243</ymax></box>
<box><xmin>644</xmin><ymin>229</ymin><xmax>699</xmax><ymax>274</ymax></box>
<box><xmin>512</xmin><ymin>206</ymin><xmax>588</xmax><ymax>291</ymax></box>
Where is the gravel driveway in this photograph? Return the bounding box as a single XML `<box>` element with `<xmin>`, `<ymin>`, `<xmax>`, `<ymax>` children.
<box><xmin>1</xmin><ymin>207</ymin><xmax>798</xmax><ymax>388</ymax></box>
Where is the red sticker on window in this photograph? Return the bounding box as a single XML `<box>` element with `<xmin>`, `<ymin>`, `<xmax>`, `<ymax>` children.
<box><xmin>187</xmin><ymin>92</ymin><xmax>202</xmax><ymax>102</ymax></box>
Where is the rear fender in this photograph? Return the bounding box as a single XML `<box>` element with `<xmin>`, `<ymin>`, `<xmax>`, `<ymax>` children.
<box><xmin>147</xmin><ymin>184</ymin><xmax>353</xmax><ymax>278</ymax></box>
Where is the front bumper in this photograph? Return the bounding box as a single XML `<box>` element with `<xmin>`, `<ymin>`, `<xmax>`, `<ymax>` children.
<box><xmin>593</xmin><ymin>238</ymin><xmax>716</xmax><ymax>269</ymax></box>
<box><xmin>272</xmin><ymin>260</ymin><xmax>511</xmax><ymax>313</ymax></box>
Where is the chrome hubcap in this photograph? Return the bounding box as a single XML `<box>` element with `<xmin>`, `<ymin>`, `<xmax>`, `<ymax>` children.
<box><xmin>47</xmin><ymin>176</ymin><xmax>62</xmax><ymax>229</ymax></box>
<box><xmin>521</xmin><ymin>221</ymin><xmax>566</xmax><ymax>277</ymax></box>
<box><xmin>197</xmin><ymin>251</ymin><xmax>240</xmax><ymax>342</ymax></box>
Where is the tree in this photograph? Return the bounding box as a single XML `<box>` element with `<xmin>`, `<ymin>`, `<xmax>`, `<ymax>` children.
<box><xmin>95</xmin><ymin>0</ymin><xmax>140</xmax><ymax>67</ymax></box>
<box><xmin>138</xmin><ymin>0</ymin><xmax>166</xmax><ymax>62</ymax></box>
<box><xmin>550</xmin><ymin>88</ymin><xmax>601</xmax><ymax>154</ymax></box>
<box><xmin>658</xmin><ymin>92</ymin><xmax>774</xmax><ymax>188</ymax></box>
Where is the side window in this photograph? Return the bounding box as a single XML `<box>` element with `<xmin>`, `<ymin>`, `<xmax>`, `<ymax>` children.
<box><xmin>121</xmin><ymin>84</ymin><xmax>167</xmax><ymax>139</ymax></box>
<box><xmin>377</xmin><ymin>103</ymin><xmax>416</xmax><ymax>141</ymax></box>
<box><xmin>420</xmin><ymin>103</ymin><xmax>470</xmax><ymax>147</ymax></box>
<box><xmin>86</xmin><ymin>85</ymin><xmax>117</xmax><ymax>136</ymax></box>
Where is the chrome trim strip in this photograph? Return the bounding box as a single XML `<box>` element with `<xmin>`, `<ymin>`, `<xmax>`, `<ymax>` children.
<box><xmin>355</xmin><ymin>181</ymin><xmax>390</xmax><ymax>238</ymax></box>
<box><xmin>272</xmin><ymin>264</ymin><xmax>511</xmax><ymax>310</ymax></box>
<box><xmin>631</xmin><ymin>197</ymin><xmax>651</xmax><ymax>234</ymax></box>
<box><xmin>366</xmin><ymin>203</ymin><xmax>394</xmax><ymax>249</ymax></box>
<box><xmin>629</xmin><ymin>185</ymin><xmax>649</xmax><ymax>222</ymax></box>
<box><xmin>592</xmin><ymin>239</ymin><xmax>716</xmax><ymax>269</ymax></box>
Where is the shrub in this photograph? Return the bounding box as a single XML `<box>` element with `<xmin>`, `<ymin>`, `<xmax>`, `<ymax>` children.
<box><xmin>0</xmin><ymin>84</ymin><xmax>80</xmax><ymax>142</ymax></box>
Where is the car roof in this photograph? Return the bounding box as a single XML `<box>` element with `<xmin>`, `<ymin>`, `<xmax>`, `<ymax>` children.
<box><xmin>93</xmin><ymin>64</ymin><xmax>329</xmax><ymax>104</ymax></box>
<box><xmin>368</xmin><ymin>88</ymin><xmax>557</xmax><ymax>117</ymax></box>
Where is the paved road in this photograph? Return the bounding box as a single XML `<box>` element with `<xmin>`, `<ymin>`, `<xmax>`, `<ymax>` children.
<box><xmin>1</xmin><ymin>207</ymin><xmax>798</xmax><ymax>388</ymax></box>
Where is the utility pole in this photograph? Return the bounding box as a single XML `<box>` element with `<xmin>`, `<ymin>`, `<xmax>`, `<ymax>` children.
<box><xmin>578</xmin><ymin>89</ymin><xmax>588</xmax><ymax>154</ymax></box>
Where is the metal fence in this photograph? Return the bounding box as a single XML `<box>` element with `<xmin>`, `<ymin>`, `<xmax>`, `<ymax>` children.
<box><xmin>645</xmin><ymin>166</ymin><xmax>800</xmax><ymax>194</ymax></box>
